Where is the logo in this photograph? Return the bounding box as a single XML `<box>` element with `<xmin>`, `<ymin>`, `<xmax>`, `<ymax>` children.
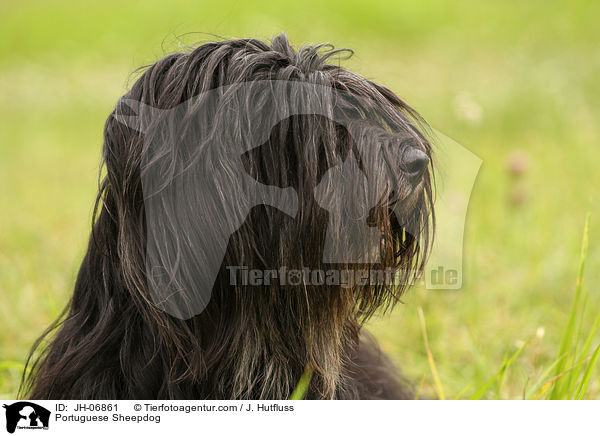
<box><xmin>2</xmin><ymin>402</ymin><xmax>50</xmax><ymax>434</ymax></box>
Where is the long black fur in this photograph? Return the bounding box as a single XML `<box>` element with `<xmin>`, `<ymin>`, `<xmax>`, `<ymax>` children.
<box><xmin>21</xmin><ymin>34</ymin><xmax>434</xmax><ymax>400</ymax></box>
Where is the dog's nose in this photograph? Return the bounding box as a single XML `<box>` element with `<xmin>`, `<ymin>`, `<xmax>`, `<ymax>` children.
<box><xmin>402</xmin><ymin>148</ymin><xmax>429</xmax><ymax>180</ymax></box>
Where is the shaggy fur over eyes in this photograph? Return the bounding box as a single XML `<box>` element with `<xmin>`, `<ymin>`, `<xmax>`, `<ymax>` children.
<box><xmin>22</xmin><ymin>33</ymin><xmax>434</xmax><ymax>400</ymax></box>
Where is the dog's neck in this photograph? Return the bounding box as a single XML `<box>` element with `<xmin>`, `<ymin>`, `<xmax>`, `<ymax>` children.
<box><xmin>187</xmin><ymin>286</ymin><xmax>358</xmax><ymax>399</ymax></box>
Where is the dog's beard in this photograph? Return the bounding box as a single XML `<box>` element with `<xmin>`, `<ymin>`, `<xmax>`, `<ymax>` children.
<box><xmin>134</xmin><ymin>108</ymin><xmax>433</xmax><ymax>397</ymax></box>
<box><xmin>193</xmin><ymin>126</ymin><xmax>432</xmax><ymax>398</ymax></box>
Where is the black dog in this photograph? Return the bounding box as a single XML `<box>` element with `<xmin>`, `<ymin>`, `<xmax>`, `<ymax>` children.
<box><xmin>22</xmin><ymin>34</ymin><xmax>434</xmax><ymax>399</ymax></box>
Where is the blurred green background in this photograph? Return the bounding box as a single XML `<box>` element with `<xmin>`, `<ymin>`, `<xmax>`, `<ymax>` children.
<box><xmin>1</xmin><ymin>0</ymin><xmax>599</xmax><ymax>399</ymax></box>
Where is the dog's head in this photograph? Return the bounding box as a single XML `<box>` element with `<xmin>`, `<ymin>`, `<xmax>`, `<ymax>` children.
<box><xmin>24</xmin><ymin>33</ymin><xmax>435</xmax><ymax>401</ymax></box>
<box><xmin>108</xmin><ymin>33</ymin><xmax>434</xmax><ymax>322</ymax></box>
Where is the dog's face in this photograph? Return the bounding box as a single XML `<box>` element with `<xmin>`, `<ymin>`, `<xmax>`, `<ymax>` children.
<box><xmin>112</xmin><ymin>41</ymin><xmax>434</xmax><ymax>321</ymax></box>
<box><xmin>242</xmin><ymin>113</ymin><xmax>432</xmax><ymax>269</ymax></box>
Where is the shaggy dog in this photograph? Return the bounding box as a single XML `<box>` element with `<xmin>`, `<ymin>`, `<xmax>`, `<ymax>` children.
<box><xmin>22</xmin><ymin>34</ymin><xmax>434</xmax><ymax>400</ymax></box>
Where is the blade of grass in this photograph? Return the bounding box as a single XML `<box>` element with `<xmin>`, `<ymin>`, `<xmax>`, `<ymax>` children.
<box><xmin>524</xmin><ymin>355</ymin><xmax>565</xmax><ymax>399</ymax></box>
<box><xmin>564</xmin><ymin>292</ymin><xmax>589</xmax><ymax>392</ymax></box>
<box><xmin>574</xmin><ymin>344</ymin><xmax>600</xmax><ymax>400</ymax></box>
<box><xmin>496</xmin><ymin>351</ymin><xmax>511</xmax><ymax>397</ymax></box>
<box><xmin>550</xmin><ymin>213</ymin><xmax>590</xmax><ymax>399</ymax></box>
<box><xmin>565</xmin><ymin>311</ymin><xmax>600</xmax><ymax>399</ymax></box>
<box><xmin>414</xmin><ymin>374</ymin><xmax>426</xmax><ymax>400</ymax></box>
<box><xmin>577</xmin><ymin>311</ymin><xmax>600</xmax><ymax>370</ymax></box>
<box><xmin>535</xmin><ymin>359</ymin><xmax>588</xmax><ymax>399</ymax></box>
<box><xmin>469</xmin><ymin>339</ymin><xmax>528</xmax><ymax>400</ymax></box>
<box><xmin>289</xmin><ymin>365</ymin><xmax>313</xmax><ymax>400</ymax></box>
<box><xmin>453</xmin><ymin>384</ymin><xmax>472</xmax><ymax>400</ymax></box>
<box><xmin>417</xmin><ymin>306</ymin><xmax>445</xmax><ymax>400</ymax></box>
<box><xmin>522</xmin><ymin>376</ymin><xmax>529</xmax><ymax>400</ymax></box>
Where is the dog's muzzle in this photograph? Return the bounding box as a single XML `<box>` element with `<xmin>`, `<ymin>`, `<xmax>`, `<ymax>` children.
<box><xmin>401</xmin><ymin>147</ymin><xmax>429</xmax><ymax>184</ymax></box>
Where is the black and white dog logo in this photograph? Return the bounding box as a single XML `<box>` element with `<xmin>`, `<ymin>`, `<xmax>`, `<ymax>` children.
<box><xmin>3</xmin><ymin>402</ymin><xmax>50</xmax><ymax>434</ymax></box>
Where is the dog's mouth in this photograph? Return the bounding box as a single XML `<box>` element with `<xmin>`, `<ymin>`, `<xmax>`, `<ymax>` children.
<box><xmin>369</xmin><ymin>145</ymin><xmax>431</xmax><ymax>263</ymax></box>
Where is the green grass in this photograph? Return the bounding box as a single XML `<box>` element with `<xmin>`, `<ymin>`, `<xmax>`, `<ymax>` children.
<box><xmin>1</xmin><ymin>0</ymin><xmax>599</xmax><ymax>399</ymax></box>
<box><xmin>384</xmin><ymin>214</ymin><xmax>597</xmax><ymax>399</ymax></box>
